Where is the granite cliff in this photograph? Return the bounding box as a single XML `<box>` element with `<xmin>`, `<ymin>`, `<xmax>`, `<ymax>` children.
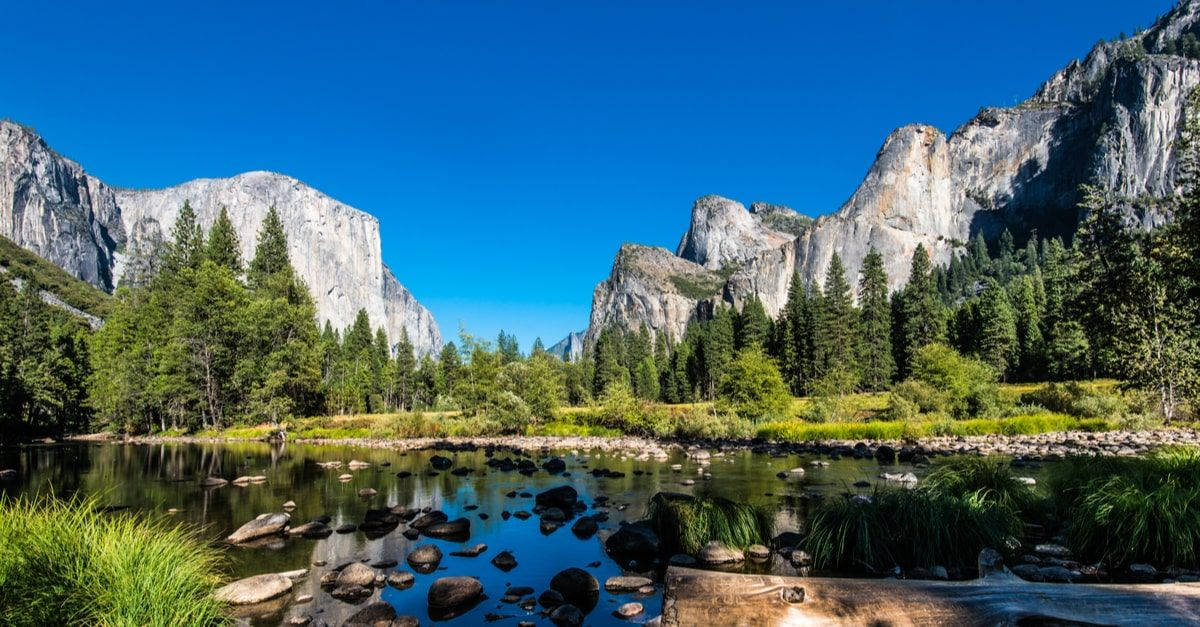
<box><xmin>588</xmin><ymin>0</ymin><xmax>1200</xmax><ymax>344</ymax></box>
<box><xmin>0</xmin><ymin>121</ymin><xmax>441</xmax><ymax>355</ymax></box>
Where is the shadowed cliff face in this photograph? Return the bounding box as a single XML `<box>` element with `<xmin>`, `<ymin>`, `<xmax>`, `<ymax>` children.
<box><xmin>588</xmin><ymin>0</ymin><xmax>1200</xmax><ymax>344</ymax></box>
<box><xmin>0</xmin><ymin>121</ymin><xmax>441</xmax><ymax>356</ymax></box>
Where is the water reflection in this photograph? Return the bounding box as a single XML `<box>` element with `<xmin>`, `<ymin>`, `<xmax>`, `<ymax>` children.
<box><xmin>0</xmin><ymin>441</ymin><xmax>1027</xmax><ymax>625</ymax></box>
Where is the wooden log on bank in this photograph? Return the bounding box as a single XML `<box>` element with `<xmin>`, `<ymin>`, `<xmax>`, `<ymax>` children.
<box><xmin>662</xmin><ymin>564</ymin><xmax>1200</xmax><ymax>626</ymax></box>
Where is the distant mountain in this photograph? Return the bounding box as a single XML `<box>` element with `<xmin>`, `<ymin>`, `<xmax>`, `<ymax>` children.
<box><xmin>588</xmin><ymin>0</ymin><xmax>1200</xmax><ymax>344</ymax></box>
<box><xmin>0</xmin><ymin>121</ymin><xmax>441</xmax><ymax>355</ymax></box>
<box><xmin>548</xmin><ymin>330</ymin><xmax>586</xmax><ymax>362</ymax></box>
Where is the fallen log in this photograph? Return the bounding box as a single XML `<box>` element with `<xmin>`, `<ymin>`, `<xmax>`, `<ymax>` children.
<box><xmin>662</xmin><ymin>556</ymin><xmax>1200</xmax><ymax>626</ymax></box>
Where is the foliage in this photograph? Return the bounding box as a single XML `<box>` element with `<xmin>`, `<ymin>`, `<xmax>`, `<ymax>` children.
<box><xmin>0</xmin><ymin>278</ymin><xmax>92</xmax><ymax>439</ymax></box>
<box><xmin>801</xmin><ymin>488</ymin><xmax>1021</xmax><ymax>573</ymax></box>
<box><xmin>0</xmin><ymin>493</ymin><xmax>226</xmax><ymax>626</ymax></box>
<box><xmin>715</xmin><ymin>348</ymin><xmax>792</xmax><ymax>421</ymax></box>
<box><xmin>1020</xmin><ymin>381</ymin><xmax>1126</xmax><ymax>419</ymax></box>
<box><xmin>646</xmin><ymin>492</ymin><xmax>770</xmax><ymax>555</ymax></box>
<box><xmin>1051</xmin><ymin>447</ymin><xmax>1200</xmax><ymax>567</ymax></box>
<box><xmin>920</xmin><ymin>456</ymin><xmax>1037</xmax><ymax>512</ymax></box>
<box><xmin>910</xmin><ymin>344</ymin><xmax>1000</xmax><ymax>418</ymax></box>
<box><xmin>0</xmin><ymin>234</ymin><xmax>112</xmax><ymax>319</ymax></box>
<box><xmin>757</xmin><ymin>411</ymin><xmax>1111</xmax><ymax>442</ymax></box>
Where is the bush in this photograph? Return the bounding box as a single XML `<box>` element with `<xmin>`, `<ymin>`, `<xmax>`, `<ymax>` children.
<box><xmin>802</xmin><ymin>488</ymin><xmax>1021</xmax><ymax>573</ymax></box>
<box><xmin>1020</xmin><ymin>382</ymin><xmax>1126</xmax><ymax>419</ymax></box>
<box><xmin>715</xmin><ymin>348</ymin><xmax>792</xmax><ymax>421</ymax></box>
<box><xmin>646</xmin><ymin>492</ymin><xmax>770</xmax><ymax>555</ymax></box>
<box><xmin>881</xmin><ymin>393</ymin><xmax>920</xmax><ymax>422</ymax></box>
<box><xmin>910</xmin><ymin>344</ymin><xmax>999</xmax><ymax>418</ymax></box>
<box><xmin>891</xmin><ymin>380</ymin><xmax>943</xmax><ymax>413</ymax></box>
<box><xmin>1051</xmin><ymin>446</ymin><xmax>1200</xmax><ymax>567</ymax></box>
<box><xmin>673</xmin><ymin>409</ymin><xmax>755</xmax><ymax>440</ymax></box>
<box><xmin>0</xmin><ymin>494</ymin><xmax>226</xmax><ymax>626</ymax></box>
<box><xmin>921</xmin><ymin>457</ymin><xmax>1037</xmax><ymax>512</ymax></box>
<box><xmin>490</xmin><ymin>391</ymin><xmax>532</xmax><ymax>433</ymax></box>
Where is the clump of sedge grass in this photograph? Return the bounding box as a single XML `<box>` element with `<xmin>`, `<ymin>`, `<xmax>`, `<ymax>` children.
<box><xmin>647</xmin><ymin>492</ymin><xmax>771</xmax><ymax>555</ymax></box>
<box><xmin>802</xmin><ymin>488</ymin><xmax>1020</xmax><ymax>574</ymax></box>
<box><xmin>0</xmin><ymin>493</ymin><xmax>227</xmax><ymax>626</ymax></box>
<box><xmin>921</xmin><ymin>456</ymin><xmax>1037</xmax><ymax>513</ymax></box>
<box><xmin>1052</xmin><ymin>446</ymin><xmax>1200</xmax><ymax>568</ymax></box>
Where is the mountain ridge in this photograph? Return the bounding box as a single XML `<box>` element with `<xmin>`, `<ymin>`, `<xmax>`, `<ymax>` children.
<box><xmin>0</xmin><ymin>121</ymin><xmax>442</xmax><ymax>355</ymax></box>
<box><xmin>586</xmin><ymin>0</ymin><xmax>1200</xmax><ymax>345</ymax></box>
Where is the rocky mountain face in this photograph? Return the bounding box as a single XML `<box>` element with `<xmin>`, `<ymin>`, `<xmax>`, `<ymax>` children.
<box><xmin>588</xmin><ymin>0</ymin><xmax>1200</xmax><ymax>344</ymax></box>
<box><xmin>0</xmin><ymin>121</ymin><xmax>441</xmax><ymax>355</ymax></box>
<box><xmin>548</xmin><ymin>330</ymin><xmax>586</xmax><ymax>362</ymax></box>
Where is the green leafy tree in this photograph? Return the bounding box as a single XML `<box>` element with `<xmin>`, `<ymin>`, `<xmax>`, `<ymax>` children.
<box><xmin>716</xmin><ymin>348</ymin><xmax>792</xmax><ymax>421</ymax></box>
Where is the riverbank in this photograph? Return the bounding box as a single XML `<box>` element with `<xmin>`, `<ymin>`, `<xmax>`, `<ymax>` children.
<box><xmin>72</xmin><ymin>424</ymin><xmax>1200</xmax><ymax>460</ymax></box>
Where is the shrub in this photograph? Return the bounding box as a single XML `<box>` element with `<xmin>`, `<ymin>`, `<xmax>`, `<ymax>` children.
<box><xmin>891</xmin><ymin>380</ymin><xmax>943</xmax><ymax>413</ymax></box>
<box><xmin>0</xmin><ymin>494</ymin><xmax>226</xmax><ymax>626</ymax></box>
<box><xmin>715</xmin><ymin>348</ymin><xmax>792</xmax><ymax>421</ymax></box>
<box><xmin>646</xmin><ymin>492</ymin><xmax>770</xmax><ymax>555</ymax></box>
<box><xmin>910</xmin><ymin>344</ymin><xmax>999</xmax><ymax>418</ymax></box>
<box><xmin>1020</xmin><ymin>382</ymin><xmax>1126</xmax><ymax>419</ymax></box>
<box><xmin>490</xmin><ymin>391</ymin><xmax>532</xmax><ymax>433</ymax></box>
<box><xmin>881</xmin><ymin>393</ymin><xmax>920</xmax><ymax>422</ymax></box>
<box><xmin>921</xmin><ymin>457</ymin><xmax>1037</xmax><ymax>512</ymax></box>
<box><xmin>1052</xmin><ymin>446</ymin><xmax>1200</xmax><ymax>567</ymax></box>
<box><xmin>673</xmin><ymin>409</ymin><xmax>755</xmax><ymax>440</ymax></box>
<box><xmin>802</xmin><ymin>488</ymin><xmax>1021</xmax><ymax>573</ymax></box>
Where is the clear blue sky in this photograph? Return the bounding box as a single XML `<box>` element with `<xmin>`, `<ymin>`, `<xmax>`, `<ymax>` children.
<box><xmin>0</xmin><ymin>1</ymin><xmax>1175</xmax><ymax>350</ymax></box>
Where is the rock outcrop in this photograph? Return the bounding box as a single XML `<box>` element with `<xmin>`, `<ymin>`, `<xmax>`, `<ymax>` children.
<box><xmin>0</xmin><ymin>121</ymin><xmax>441</xmax><ymax>355</ymax></box>
<box><xmin>588</xmin><ymin>0</ymin><xmax>1200</xmax><ymax>342</ymax></box>
<box><xmin>549</xmin><ymin>330</ymin><xmax>586</xmax><ymax>362</ymax></box>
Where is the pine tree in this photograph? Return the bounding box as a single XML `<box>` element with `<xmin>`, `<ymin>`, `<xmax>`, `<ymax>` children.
<box><xmin>205</xmin><ymin>206</ymin><xmax>242</xmax><ymax>275</ymax></box>
<box><xmin>703</xmin><ymin>307</ymin><xmax>736</xmax><ymax>397</ymax></box>
<box><xmin>531</xmin><ymin>337</ymin><xmax>546</xmax><ymax>356</ymax></box>
<box><xmin>163</xmin><ymin>200</ymin><xmax>205</xmax><ymax>274</ymax></box>
<box><xmin>393</xmin><ymin>328</ymin><xmax>417</xmax><ymax>410</ymax></box>
<box><xmin>736</xmin><ymin>296</ymin><xmax>770</xmax><ymax>350</ymax></box>
<box><xmin>857</xmin><ymin>248</ymin><xmax>894</xmax><ymax>390</ymax></box>
<box><xmin>1011</xmin><ymin>275</ymin><xmax>1044</xmax><ymax>380</ymax></box>
<box><xmin>899</xmin><ymin>244</ymin><xmax>946</xmax><ymax>376</ymax></box>
<box><xmin>975</xmin><ymin>279</ymin><xmax>1017</xmax><ymax>378</ymax></box>
<box><xmin>496</xmin><ymin>330</ymin><xmax>521</xmax><ymax>364</ymax></box>
<box><xmin>815</xmin><ymin>253</ymin><xmax>858</xmax><ymax>378</ymax></box>
<box><xmin>248</xmin><ymin>206</ymin><xmax>291</xmax><ymax>290</ymax></box>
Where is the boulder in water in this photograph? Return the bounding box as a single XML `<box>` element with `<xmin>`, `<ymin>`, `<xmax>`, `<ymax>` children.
<box><xmin>226</xmin><ymin>512</ymin><xmax>289</xmax><ymax>543</ymax></box>
<box><xmin>214</xmin><ymin>573</ymin><xmax>293</xmax><ymax>605</ymax></box>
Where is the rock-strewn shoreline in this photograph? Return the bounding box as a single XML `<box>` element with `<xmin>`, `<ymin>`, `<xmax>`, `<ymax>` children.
<box><xmin>70</xmin><ymin>428</ymin><xmax>1200</xmax><ymax>460</ymax></box>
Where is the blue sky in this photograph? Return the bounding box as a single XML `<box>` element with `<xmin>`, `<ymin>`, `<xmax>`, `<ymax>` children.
<box><xmin>0</xmin><ymin>1</ymin><xmax>1176</xmax><ymax>350</ymax></box>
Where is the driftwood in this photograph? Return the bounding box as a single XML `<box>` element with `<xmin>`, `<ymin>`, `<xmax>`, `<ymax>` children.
<box><xmin>661</xmin><ymin>564</ymin><xmax>1200</xmax><ymax>626</ymax></box>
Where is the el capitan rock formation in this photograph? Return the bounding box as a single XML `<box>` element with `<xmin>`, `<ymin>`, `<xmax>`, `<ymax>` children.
<box><xmin>0</xmin><ymin>121</ymin><xmax>440</xmax><ymax>355</ymax></box>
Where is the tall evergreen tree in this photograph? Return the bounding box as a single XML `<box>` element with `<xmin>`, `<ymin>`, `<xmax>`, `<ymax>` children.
<box><xmin>248</xmin><ymin>206</ymin><xmax>291</xmax><ymax>289</ymax></box>
<box><xmin>899</xmin><ymin>244</ymin><xmax>946</xmax><ymax>376</ymax></box>
<box><xmin>736</xmin><ymin>296</ymin><xmax>770</xmax><ymax>350</ymax></box>
<box><xmin>163</xmin><ymin>200</ymin><xmax>205</xmax><ymax>274</ymax></box>
<box><xmin>205</xmin><ymin>207</ymin><xmax>242</xmax><ymax>275</ymax></box>
<box><xmin>815</xmin><ymin>253</ymin><xmax>857</xmax><ymax>378</ymax></box>
<box><xmin>975</xmin><ymin>279</ymin><xmax>1017</xmax><ymax>378</ymax></box>
<box><xmin>857</xmin><ymin>249</ymin><xmax>894</xmax><ymax>390</ymax></box>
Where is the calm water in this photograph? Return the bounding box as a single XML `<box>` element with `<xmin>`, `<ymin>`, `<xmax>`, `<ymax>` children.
<box><xmin>0</xmin><ymin>441</ymin><xmax>1046</xmax><ymax>625</ymax></box>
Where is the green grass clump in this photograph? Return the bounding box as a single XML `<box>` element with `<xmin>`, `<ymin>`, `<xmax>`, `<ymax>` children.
<box><xmin>921</xmin><ymin>456</ymin><xmax>1037</xmax><ymax>512</ymax></box>
<box><xmin>0</xmin><ymin>494</ymin><xmax>227</xmax><ymax>626</ymax></box>
<box><xmin>802</xmin><ymin>488</ymin><xmax>1020</xmax><ymax>573</ymax></box>
<box><xmin>647</xmin><ymin>492</ymin><xmax>771</xmax><ymax>555</ymax></box>
<box><xmin>526</xmin><ymin>420</ymin><xmax>622</xmax><ymax>437</ymax></box>
<box><xmin>1051</xmin><ymin>446</ymin><xmax>1200</xmax><ymax>567</ymax></box>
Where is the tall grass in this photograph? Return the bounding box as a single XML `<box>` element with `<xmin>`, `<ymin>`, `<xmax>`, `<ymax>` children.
<box><xmin>646</xmin><ymin>492</ymin><xmax>771</xmax><ymax>555</ymax></box>
<box><xmin>757</xmin><ymin>412</ymin><xmax>1114</xmax><ymax>442</ymax></box>
<box><xmin>921</xmin><ymin>457</ymin><xmax>1038</xmax><ymax>512</ymax></box>
<box><xmin>802</xmin><ymin>488</ymin><xmax>1020</xmax><ymax>573</ymax></box>
<box><xmin>1051</xmin><ymin>446</ymin><xmax>1200</xmax><ymax>567</ymax></box>
<box><xmin>0</xmin><ymin>494</ymin><xmax>227</xmax><ymax>626</ymax></box>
